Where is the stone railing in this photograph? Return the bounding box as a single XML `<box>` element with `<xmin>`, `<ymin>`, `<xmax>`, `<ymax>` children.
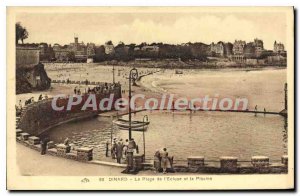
<box><xmin>16</xmin><ymin>128</ymin><xmax>289</xmax><ymax>173</ymax></box>
<box><xmin>172</xmin><ymin>156</ymin><xmax>288</xmax><ymax>174</ymax></box>
<box><xmin>16</xmin><ymin>128</ymin><xmax>145</xmax><ymax>170</ymax></box>
<box><xmin>17</xmin><ymin>130</ymin><xmax>94</xmax><ymax>162</ymax></box>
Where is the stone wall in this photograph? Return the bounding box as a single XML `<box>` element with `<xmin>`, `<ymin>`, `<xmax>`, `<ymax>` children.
<box><xmin>17</xmin><ymin>86</ymin><xmax>122</xmax><ymax>136</ymax></box>
<box><xmin>16</xmin><ymin>133</ymin><xmax>94</xmax><ymax>162</ymax></box>
<box><xmin>16</xmin><ymin>47</ymin><xmax>51</xmax><ymax>94</ymax></box>
<box><xmin>16</xmin><ymin>47</ymin><xmax>40</xmax><ymax>68</ymax></box>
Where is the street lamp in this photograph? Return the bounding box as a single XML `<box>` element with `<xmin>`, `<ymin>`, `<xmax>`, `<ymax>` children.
<box><xmin>128</xmin><ymin>68</ymin><xmax>138</xmax><ymax>140</ymax></box>
<box><xmin>143</xmin><ymin>115</ymin><xmax>148</xmax><ymax>158</ymax></box>
<box><xmin>112</xmin><ymin>64</ymin><xmax>115</xmax><ymax>84</ymax></box>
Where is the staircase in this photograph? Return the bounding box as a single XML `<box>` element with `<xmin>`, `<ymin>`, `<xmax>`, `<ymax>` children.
<box><xmin>16</xmin><ymin>105</ymin><xmax>29</xmax><ymax>128</ymax></box>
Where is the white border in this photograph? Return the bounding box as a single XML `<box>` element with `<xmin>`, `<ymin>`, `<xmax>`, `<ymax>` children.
<box><xmin>1</xmin><ymin>0</ymin><xmax>299</xmax><ymax>194</ymax></box>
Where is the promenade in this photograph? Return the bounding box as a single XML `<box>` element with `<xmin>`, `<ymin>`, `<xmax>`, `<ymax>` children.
<box><xmin>16</xmin><ymin>143</ymin><xmax>185</xmax><ymax>176</ymax></box>
<box><xmin>17</xmin><ymin>143</ymin><xmax>129</xmax><ymax>176</ymax></box>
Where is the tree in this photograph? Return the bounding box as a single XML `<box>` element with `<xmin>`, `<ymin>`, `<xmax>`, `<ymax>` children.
<box><xmin>16</xmin><ymin>22</ymin><xmax>29</xmax><ymax>45</ymax></box>
<box><xmin>67</xmin><ymin>51</ymin><xmax>75</xmax><ymax>62</ymax></box>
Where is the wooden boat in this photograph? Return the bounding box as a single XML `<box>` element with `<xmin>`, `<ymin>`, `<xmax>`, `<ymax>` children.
<box><xmin>118</xmin><ymin>126</ymin><xmax>149</xmax><ymax>132</ymax></box>
<box><xmin>113</xmin><ymin>119</ymin><xmax>150</xmax><ymax>131</ymax></box>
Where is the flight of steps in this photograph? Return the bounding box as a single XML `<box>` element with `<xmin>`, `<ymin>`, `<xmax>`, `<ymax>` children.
<box><xmin>16</xmin><ymin>105</ymin><xmax>29</xmax><ymax>128</ymax></box>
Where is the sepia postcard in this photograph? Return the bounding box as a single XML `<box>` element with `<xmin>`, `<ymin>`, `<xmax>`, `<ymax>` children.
<box><xmin>7</xmin><ymin>6</ymin><xmax>294</xmax><ymax>190</ymax></box>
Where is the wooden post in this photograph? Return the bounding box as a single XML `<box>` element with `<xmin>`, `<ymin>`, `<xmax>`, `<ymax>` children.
<box><xmin>284</xmin><ymin>83</ymin><xmax>287</xmax><ymax>110</ymax></box>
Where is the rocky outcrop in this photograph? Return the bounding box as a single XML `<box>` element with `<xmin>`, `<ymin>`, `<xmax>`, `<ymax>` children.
<box><xmin>16</xmin><ymin>63</ymin><xmax>51</xmax><ymax>94</ymax></box>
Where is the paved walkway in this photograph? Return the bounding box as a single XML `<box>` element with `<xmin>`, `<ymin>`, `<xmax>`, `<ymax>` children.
<box><xmin>16</xmin><ymin>143</ymin><xmax>154</xmax><ymax>176</ymax></box>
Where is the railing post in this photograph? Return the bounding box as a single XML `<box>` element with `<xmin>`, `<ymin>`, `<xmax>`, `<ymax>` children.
<box><xmin>220</xmin><ymin>156</ymin><xmax>238</xmax><ymax>173</ymax></box>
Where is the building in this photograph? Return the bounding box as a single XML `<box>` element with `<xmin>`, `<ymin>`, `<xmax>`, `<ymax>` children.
<box><xmin>38</xmin><ymin>43</ymin><xmax>55</xmax><ymax>61</ymax></box>
<box><xmin>141</xmin><ymin>45</ymin><xmax>159</xmax><ymax>53</ymax></box>
<box><xmin>134</xmin><ymin>47</ymin><xmax>141</xmax><ymax>51</ymax></box>
<box><xmin>224</xmin><ymin>43</ymin><xmax>233</xmax><ymax>57</ymax></box>
<box><xmin>267</xmin><ymin>55</ymin><xmax>286</xmax><ymax>64</ymax></box>
<box><xmin>231</xmin><ymin>40</ymin><xmax>246</xmax><ymax>62</ymax></box>
<box><xmin>246</xmin><ymin>58</ymin><xmax>258</xmax><ymax>65</ymax></box>
<box><xmin>243</xmin><ymin>43</ymin><xmax>256</xmax><ymax>58</ymax></box>
<box><xmin>53</xmin><ymin>44</ymin><xmax>70</xmax><ymax>62</ymax></box>
<box><xmin>253</xmin><ymin>38</ymin><xmax>264</xmax><ymax>57</ymax></box>
<box><xmin>210</xmin><ymin>42</ymin><xmax>225</xmax><ymax>57</ymax></box>
<box><xmin>87</xmin><ymin>58</ymin><xmax>94</xmax><ymax>63</ymax></box>
<box><xmin>38</xmin><ymin>43</ymin><xmax>48</xmax><ymax>56</ymax></box>
<box><xmin>232</xmin><ymin>40</ymin><xmax>246</xmax><ymax>55</ymax></box>
<box><xmin>274</xmin><ymin>41</ymin><xmax>285</xmax><ymax>53</ymax></box>
<box><xmin>87</xmin><ymin>43</ymin><xmax>96</xmax><ymax>57</ymax></box>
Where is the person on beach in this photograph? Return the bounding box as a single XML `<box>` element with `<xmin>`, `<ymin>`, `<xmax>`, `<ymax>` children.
<box><xmin>38</xmin><ymin>94</ymin><xmax>43</xmax><ymax>101</ymax></box>
<box><xmin>154</xmin><ymin>149</ymin><xmax>161</xmax><ymax>173</ymax></box>
<box><xmin>160</xmin><ymin>148</ymin><xmax>169</xmax><ymax>174</ymax></box>
<box><xmin>116</xmin><ymin>141</ymin><xmax>124</xmax><ymax>164</ymax></box>
<box><xmin>254</xmin><ymin>105</ymin><xmax>258</xmax><ymax>116</ymax></box>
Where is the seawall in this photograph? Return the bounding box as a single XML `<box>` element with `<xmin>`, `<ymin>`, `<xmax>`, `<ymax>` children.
<box><xmin>17</xmin><ymin>85</ymin><xmax>122</xmax><ymax>136</ymax></box>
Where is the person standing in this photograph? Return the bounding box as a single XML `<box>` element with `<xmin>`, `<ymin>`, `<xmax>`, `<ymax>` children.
<box><xmin>154</xmin><ymin>149</ymin><xmax>161</xmax><ymax>173</ymax></box>
<box><xmin>64</xmin><ymin>137</ymin><xmax>70</xmax><ymax>146</ymax></box>
<box><xmin>126</xmin><ymin>138</ymin><xmax>136</xmax><ymax>172</ymax></box>
<box><xmin>116</xmin><ymin>141</ymin><xmax>124</xmax><ymax>164</ymax></box>
<box><xmin>38</xmin><ymin>94</ymin><xmax>43</xmax><ymax>101</ymax></box>
<box><xmin>128</xmin><ymin>138</ymin><xmax>136</xmax><ymax>152</ymax></box>
<box><xmin>160</xmin><ymin>148</ymin><xmax>168</xmax><ymax>174</ymax></box>
<box><xmin>123</xmin><ymin>139</ymin><xmax>129</xmax><ymax>158</ymax></box>
<box><xmin>40</xmin><ymin>137</ymin><xmax>49</xmax><ymax>155</ymax></box>
<box><xmin>111</xmin><ymin>139</ymin><xmax>117</xmax><ymax>159</ymax></box>
<box><xmin>105</xmin><ymin>140</ymin><xmax>110</xmax><ymax>157</ymax></box>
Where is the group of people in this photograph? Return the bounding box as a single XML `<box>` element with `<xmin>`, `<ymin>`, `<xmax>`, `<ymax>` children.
<box><xmin>73</xmin><ymin>87</ymin><xmax>82</xmax><ymax>95</ymax></box>
<box><xmin>254</xmin><ymin>105</ymin><xmax>267</xmax><ymax>116</ymax></box>
<box><xmin>38</xmin><ymin>94</ymin><xmax>48</xmax><ymax>101</ymax></box>
<box><xmin>16</xmin><ymin>94</ymin><xmax>49</xmax><ymax>115</ymax></box>
<box><xmin>73</xmin><ymin>82</ymin><xmax>121</xmax><ymax>95</ymax></box>
<box><xmin>110</xmin><ymin>138</ymin><xmax>138</xmax><ymax>164</ymax></box>
<box><xmin>154</xmin><ymin>148</ymin><xmax>173</xmax><ymax>174</ymax></box>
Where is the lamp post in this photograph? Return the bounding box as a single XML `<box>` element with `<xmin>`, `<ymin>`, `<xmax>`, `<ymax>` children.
<box><xmin>128</xmin><ymin>68</ymin><xmax>138</xmax><ymax>140</ymax></box>
<box><xmin>112</xmin><ymin>64</ymin><xmax>115</xmax><ymax>84</ymax></box>
<box><xmin>143</xmin><ymin>115</ymin><xmax>148</xmax><ymax>158</ymax></box>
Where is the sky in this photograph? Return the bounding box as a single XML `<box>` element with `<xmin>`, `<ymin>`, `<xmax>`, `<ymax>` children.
<box><xmin>16</xmin><ymin>11</ymin><xmax>287</xmax><ymax>50</ymax></box>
